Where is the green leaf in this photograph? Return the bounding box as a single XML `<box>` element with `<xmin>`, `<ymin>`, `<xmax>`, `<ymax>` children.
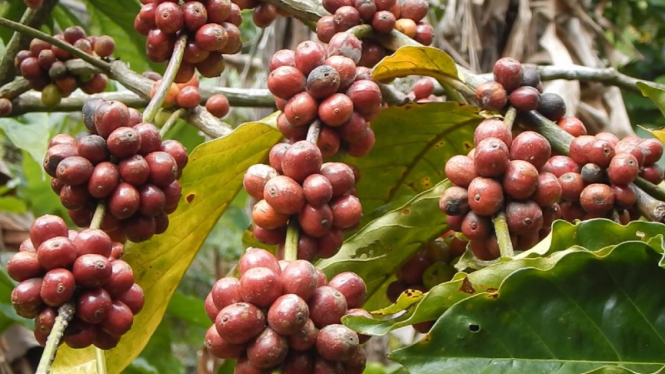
<box><xmin>131</xmin><ymin>322</ymin><xmax>183</xmax><ymax>374</ymax></box>
<box><xmin>317</xmin><ymin>179</ymin><xmax>451</xmax><ymax>301</ymax></box>
<box><xmin>391</xmin><ymin>238</ymin><xmax>665</xmax><ymax>374</ymax></box>
<box><xmin>0</xmin><ymin>0</ymin><xmax>26</xmax><ymax>44</ymax></box>
<box><xmin>345</xmin><ymin>219</ymin><xmax>665</xmax><ymax>337</ymax></box>
<box><xmin>51</xmin><ymin>4</ymin><xmax>81</xmax><ymax>30</ymax></box>
<box><xmin>51</xmin><ymin>122</ymin><xmax>282</xmax><ymax>374</ymax></box>
<box><xmin>372</xmin><ymin>46</ymin><xmax>460</xmax><ymax>82</ymax></box>
<box><xmin>0</xmin><ymin>117</ymin><xmax>50</xmax><ymax>164</ymax></box>
<box><xmin>84</xmin><ymin>0</ymin><xmax>158</xmax><ymax>73</ymax></box>
<box><xmin>343</xmin><ymin>102</ymin><xmax>480</xmax><ymax>218</ymax></box>
<box><xmin>635</xmin><ymin>82</ymin><xmax>665</xmax><ymax>144</ymax></box>
<box><xmin>166</xmin><ymin>291</ymin><xmax>209</xmax><ymax>329</ymax></box>
<box><xmin>0</xmin><ymin>196</ymin><xmax>26</xmax><ymax>213</ymax></box>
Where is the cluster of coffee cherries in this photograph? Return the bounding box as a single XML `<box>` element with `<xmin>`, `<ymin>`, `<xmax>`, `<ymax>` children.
<box><xmin>385</xmin><ymin>238</ymin><xmax>458</xmax><ymax>332</ymax></box>
<box><xmin>8</xmin><ymin>215</ymin><xmax>144</xmax><ymax>350</ymax></box>
<box><xmin>134</xmin><ymin>0</ymin><xmax>242</xmax><ymax>81</ymax></box>
<box><xmin>43</xmin><ymin>99</ymin><xmax>187</xmax><ymax>243</ymax></box>
<box><xmin>551</xmin><ymin>127</ymin><xmax>664</xmax><ymax>222</ymax></box>
<box><xmin>316</xmin><ymin>0</ymin><xmax>432</xmax><ymax>67</ymax></box>
<box><xmin>268</xmin><ymin>39</ymin><xmax>382</xmax><ymax>157</ymax></box>
<box><xmin>441</xmin><ymin>117</ymin><xmax>562</xmax><ymax>259</ymax></box>
<box><xmin>476</xmin><ymin>58</ymin><xmax>567</xmax><ymax>124</ymax></box>
<box><xmin>244</xmin><ymin>142</ymin><xmax>361</xmax><ymax>260</ymax></box>
<box><xmin>13</xmin><ymin>26</ymin><xmax>114</xmax><ymax>107</ymax></box>
<box><xmin>142</xmin><ymin>71</ymin><xmax>231</xmax><ymax>118</ymax></box>
<box><xmin>204</xmin><ymin>248</ymin><xmax>369</xmax><ymax>373</ymax></box>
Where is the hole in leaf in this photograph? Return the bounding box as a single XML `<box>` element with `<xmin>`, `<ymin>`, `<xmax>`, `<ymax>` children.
<box><xmin>186</xmin><ymin>193</ymin><xmax>195</xmax><ymax>203</ymax></box>
<box><xmin>469</xmin><ymin>324</ymin><xmax>480</xmax><ymax>333</ymax></box>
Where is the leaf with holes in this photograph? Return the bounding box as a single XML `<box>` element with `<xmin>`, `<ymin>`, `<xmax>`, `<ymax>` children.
<box><xmin>372</xmin><ymin>46</ymin><xmax>459</xmax><ymax>82</ymax></box>
<box><xmin>344</xmin><ymin>219</ymin><xmax>665</xmax><ymax>337</ymax></box>
<box><xmin>50</xmin><ymin>122</ymin><xmax>282</xmax><ymax>374</ymax></box>
<box><xmin>342</xmin><ymin>102</ymin><xmax>480</xmax><ymax>221</ymax></box>
<box><xmin>391</xmin><ymin>235</ymin><xmax>665</xmax><ymax>374</ymax></box>
<box><xmin>317</xmin><ymin>179</ymin><xmax>451</xmax><ymax>304</ymax></box>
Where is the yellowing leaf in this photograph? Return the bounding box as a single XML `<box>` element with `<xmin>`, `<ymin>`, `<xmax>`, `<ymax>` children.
<box><xmin>51</xmin><ymin>122</ymin><xmax>282</xmax><ymax>374</ymax></box>
<box><xmin>372</xmin><ymin>46</ymin><xmax>459</xmax><ymax>82</ymax></box>
<box><xmin>635</xmin><ymin>81</ymin><xmax>665</xmax><ymax>145</ymax></box>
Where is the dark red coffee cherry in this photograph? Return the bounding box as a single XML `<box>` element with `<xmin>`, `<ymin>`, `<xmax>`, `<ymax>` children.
<box><xmin>320</xmin><ymin>162</ymin><xmax>355</xmax><ymax>197</ymax></box>
<box><xmin>122</xmin><ymin>214</ymin><xmax>157</xmax><ymax>243</ymax></box>
<box><xmin>76</xmin><ymin>288</ymin><xmax>113</xmax><ymax>324</ymax></box>
<box><xmin>205</xmin><ymin>325</ymin><xmax>246</xmax><ymax>359</ymax></box>
<box><xmin>533</xmin><ymin>172</ymin><xmax>562</xmax><ymax>207</ymax></box>
<box><xmin>87</xmin><ymin>162</ymin><xmax>120</xmax><ymax>198</ymax></box>
<box><xmin>461</xmin><ymin>211</ymin><xmax>491</xmax><ymax>241</ymax></box>
<box><xmin>439</xmin><ymin>186</ymin><xmax>469</xmax><ymax>216</ymax></box>
<box><xmin>493</xmin><ymin>57</ymin><xmax>524</xmax><ymax>92</ymax></box>
<box><xmin>474</xmin><ymin>137</ymin><xmax>509</xmax><ymax>178</ymax></box>
<box><xmin>608</xmin><ymin>153</ymin><xmax>639</xmax><ymax>185</ymax></box>
<box><xmin>328</xmin><ymin>272</ymin><xmax>366</xmax><ymax>308</ymax></box>
<box><xmin>580</xmin><ymin>184</ymin><xmax>615</xmax><ymax>215</ymax></box>
<box><xmin>509</xmin><ymin>131</ymin><xmax>551</xmax><ymax>170</ymax></box>
<box><xmin>215</xmin><ymin>302</ymin><xmax>266</xmax><ymax>344</ymax></box>
<box><xmin>109</xmin><ymin>182</ymin><xmax>140</xmax><ymax>219</ymax></box>
<box><xmin>505</xmin><ymin>200</ymin><xmax>543</xmax><ymax>236</ymax></box>
<box><xmin>299</xmin><ymin>203</ymin><xmax>333</xmax><ymax>237</ymax></box>
<box><xmin>240</xmin><ymin>267</ymin><xmax>283</xmax><ymax>308</ymax></box>
<box><xmin>267</xmin><ymin>294</ymin><xmax>310</xmax><ymax>335</ymax></box>
<box><xmin>282</xmin><ymin>141</ymin><xmax>323</xmax><ymax>183</ymax></box>
<box><xmin>316</xmin><ymin>324</ymin><xmax>359</xmax><ymax>361</ymax></box>
<box><xmin>73</xmin><ymin>254</ymin><xmax>112</xmax><ymax>288</ymax></box>
<box><xmin>475</xmin><ymin>81</ymin><xmax>508</xmax><ymax>111</ymax></box>
<box><xmin>99</xmin><ymin>300</ymin><xmax>134</xmax><ymax>336</ymax></box>
<box><xmin>502</xmin><ymin>160</ymin><xmax>538</xmax><ymax>200</ymax></box>
<box><xmin>330</xmin><ymin>194</ymin><xmax>362</xmax><ymax>229</ymax></box>
<box><xmin>467</xmin><ymin>177</ymin><xmax>504</xmax><ymax>216</ymax></box>
<box><xmin>27</xmin><ymin>216</ymin><xmax>63</xmax><ymax>249</ymax></box>
<box><xmin>7</xmin><ymin>252</ymin><xmax>42</xmax><ymax>282</ymax></box>
<box><xmin>41</xmin><ymin>268</ymin><xmax>76</xmax><ymax>307</ymax></box>
<box><xmin>559</xmin><ymin>172</ymin><xmax>585</xmax><ymax>202</ymax></box>
<box><xmin>145</xmin><ymin>151</ymin><xmax>178</xmax><ymax>187</ymax></box>
<box><xmin>43</xmin><ymin>144</ymin><xmax>78</xmax><ymax>177</ymax></box>
<box><xmin>587</xmin><ymin>140</ymin><xmax>616</xmax><ymax>168</ymax></box>
<box><xmin>268</xmin><ymin>66</ymin><xmax>306</xmax><ymax>100</ymax></box>
<box><xmin>37</xmin><ymin>236</ymin><xmax>77</xmax><ymax>270</ymax></box>
<box><xmin>63</xmin><ymin>319</ymin><xmax>96</xmax><ymax>349</ymax></box>
<box><xmin>56</xmin><ymin>156</ymin><xmax>94</xmax><ymax>186</ymax></box>
<box><xmin>117</xmin><ymin>284</ymin><xmax>145</xmax><ymax>315</ymax></box>
<box><xmin>78</xmin><ymin>135</ymin><xmax>110</xmax><ymax>165</ymax></box>
<box><xmin>308</xmin><ymin>286</ymin><xmax>348</xmax><ymax>327</ymax></box>
<box><xmin>263</xmin><ymin>175</ymin><xmax>306</xmax><ymax>215</ymax></box>
<box><xmin>104</xmin><ymin>260</ymin><xmax>135</xmax><ymax>298</ymax></box>
<box><xmin>11</xmin><ymin>278</ymin><xmax>44</xmax><ymax>318</ymax></box>
<box><xmin>509</xmin><ymin>86</ymin><xmax>541</xmax><ymax>112</ymax></box>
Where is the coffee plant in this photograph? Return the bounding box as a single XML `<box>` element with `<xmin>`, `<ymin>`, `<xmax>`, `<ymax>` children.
<box><xmin>2</xmin><ymin>1</ymin><xmax>665</xmax><ymax>374</ymax></box>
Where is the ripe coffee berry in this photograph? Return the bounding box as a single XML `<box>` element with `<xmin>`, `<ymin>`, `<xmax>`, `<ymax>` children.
<box><xmin>9</xmin><ymin>225</ymin><xmax>142</xmax><ymax>349</ymax></box>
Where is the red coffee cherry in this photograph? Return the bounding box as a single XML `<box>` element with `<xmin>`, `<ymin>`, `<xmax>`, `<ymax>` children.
<box><xmin>268</xmin><ymin>66</ymin><xmax>306</xmax><ymax>100</ymax></box>
<box><xmin>215</xmin><ymin>302</ymin><xmax>266</xmax><ymax>344</ymax></box>
<box><xmin>557</xmin><ymin>117</ymin><xmax>587</xmax><ymax>137</ymax></box>
<box><xmin>493</xmin><ymin>57</ymin><xmax>524</xmax><ymax>92</ymax></box>
<box><xmin>328</xmin><ymin>272</ymin><xmax>366</xmax><ymax>308</ymax></box>
<box><xmin>608</xmin><ymin>153</ymin><xmax>639</xmax><ymax>185</ymax></box>
<box><xmin>533</xmin><ymin>172</ymin><xmax>562</xmax><ymax>207</ymax></box>
<box><xmin>267</xmin><ymin>294</ymin><xmax>310</xmax><ymax>335</ymax></box>
<box><xmin>72</xmin><ymin>254</ymin><xmax>112</xmax><ymax>288</ymax></box>
<box><xmin>467</xmin><ymin>177</ymin><xmax>504</xmax><ymax>216</ymax></box>
<box><xmin>308</xmin><ymin>286</ymin><xmax>348</xmax><ymax>328</ymax></box>
<box><xmin>269</xmin><ymin>49</ymin><xmax>297</xmax><ymax>71</ymax></box>
<box><xmin>99</xmin><ymin>300</ymin><xmax>134</xmax><ymax>336</ymax></box>
<box><xmin>206</xmin><ymin>94</ymin><xmax>230</xmax><ymax>118</ymax></box>
<box><xmin>76</xmin><ymin>288</ymin><xmax>113</xmax><ymax>324</ymax></box>
<box><xmin>41</xmin><ymin>268</ymin><xmax>76</xmax><ymax>307</ymax></box>
<box><xmin>205</xmin><ymin>325</ymin><xmax>246</xmax><ymax>359</ymax></box>
<box><xmin>580</xmin><ymin>184</ymin><xmax>615</xmax><ymax>215</ymax></box>
<box><xmin>263</xmin><ymin>175</ymin><xmax>306</xmax><ymax>215</ymax></box>
<box><xmin>475</xmin><ymin>81</ymin><xmax>507</xmax><ymax>111</ymax></box>
<box><xmin>282</xmin><ymin>141</ymin><xmax>323</xmax><ymax>183</ymax></box>
<box><xmin>509</xmin><ymin>131</ymin><xmax>551</xmax><ymax>169</ymax></box>
<box><xmin>505</xmin><ymin>200</ymin><xmax>543</xmax><ymax>235</ymax></box>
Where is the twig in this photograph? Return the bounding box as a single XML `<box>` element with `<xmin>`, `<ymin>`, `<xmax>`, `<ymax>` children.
<box><xmin>0</xmin><ymin>78</ymin><xmax>31</xmax><ymax>100</ymax></box>
<box><xmin>518</xmin><ymin>110</ymin><xmax>574</xmax><ymax>155</ymax></box>
<box><xmin>95</xmin><ymin>348</ymin><xmax>107</xmax><ymax>374</ymax></box>
<box><xmin>0</xmin><ymin>0</ymin><xmax>60</xmax><ymax>86</ymax></box>
<box><xmin>378</xmin><ymin>83</ymin><xmax>409</xmax><ymax>106</ymax></box>
<box><xmin>260</xmin><ymin>0</ymin><xmax>323</xmax><ymax>27</ymax></box>
<box><xmin>240</xmin><ymin>28</ymin><xmax>264</xmax><ymax>84</ymax></box>
<box><xmin>90</xmin><ymin>203</ymin><xmax>106</xmax><ymax>230</ymax></box>
<box><xmin>160</xmin><ymin>108</ymin><xmax>185</xmax><ymax>137</ymax></box>
<box><xmin>492</xmin><ymin>212</ymin><xmax>514</xmax><ymax>258</ymax></box>
<box><xmin>634</xmin><ymin>177</ymin><xmax>665</xmax><ymax>203</ymax></box>
<box><xmin>35</xmin><ymin>303</ymin><xmax>75</xmax><ymax>374</ymax></box>
<box><xmin>306</xmin><ymin>120</ymin><xmax>322</xmax><ymax>144</ymax></box>
<box><xmin>284</xmin><ymin>219</ymin><xmax>300</xmax><ymax>261</ymax></box>
<box><xmin>0</xmin><ymin>17</ymin><xmax>110</xmax><ymax>73</ymax></box>
<box><xmin>630</xmin><ymin>183</ymin><xmax>665</xmax><ymax>223</ymax></box>
<box><xmin>6</xmin><ymin>86</ymin><xmax>275</xmax><ymax>115</ymax></box>
<box><xmin>503</xmin><ymin>107</ymin><xmax>517</xmax><ymax>131</ymax></box>
<box><xmin>143</xmin><ymin>35</ymin><xmax>188</xmax><ymax>123</ymax></box>
<box><xmin>184</xmin><ymin>106</ymin><xmax>232</xmax><ymax>138</ymax></box>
